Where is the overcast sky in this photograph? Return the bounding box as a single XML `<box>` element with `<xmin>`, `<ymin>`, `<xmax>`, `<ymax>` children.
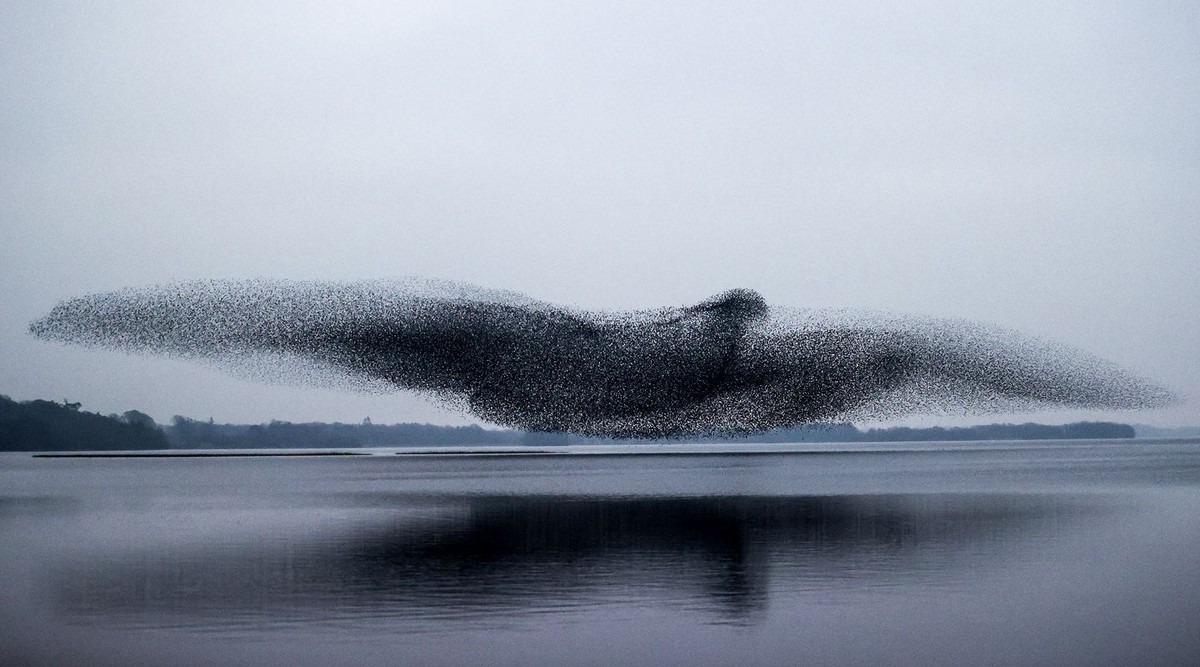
<box><xmin>2</xmin><ymin>0</ymin><xmax>1197</xmax><ymax>427</ymax></box>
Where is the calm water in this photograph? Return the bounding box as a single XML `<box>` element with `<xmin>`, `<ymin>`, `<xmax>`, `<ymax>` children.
<box><xmin>3</xmin><ymin>440</ymin><xmax>1200</xmax><ymax>666</ymax></box>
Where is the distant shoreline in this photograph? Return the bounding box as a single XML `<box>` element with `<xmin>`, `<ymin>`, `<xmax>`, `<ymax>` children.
<box><xmin>31</xmin><ymin>451</ymin><xmax>368</xmax><ymax>458</ymax></box>
<box><xmin>5</xmin><ymin>393</ymin><xmax>1196</xmax><ymax>453</ymax></box>
<box><xmin>26</xmin><ymin>438</ymin><xmax>1200</xmax><ymax>459</ymax></box>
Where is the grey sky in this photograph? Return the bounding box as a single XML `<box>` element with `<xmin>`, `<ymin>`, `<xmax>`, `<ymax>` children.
<box><xmin>2</xmin><ymin>0</ymin><xmax>1197</xmax><ymax>427</ymax></box>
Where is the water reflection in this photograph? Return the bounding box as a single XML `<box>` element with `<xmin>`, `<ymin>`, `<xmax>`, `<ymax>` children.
<box><xmin>52</xmin><ymin>493</ymin><xmax>1102</xmax><ymax>631</ymax></box>
<box><xmin>0</xmin><ymin>495</ymin><xmax>81</xmax><ymax>518</ymax></box>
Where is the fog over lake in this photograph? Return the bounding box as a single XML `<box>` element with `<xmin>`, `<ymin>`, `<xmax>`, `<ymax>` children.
<box><xmin>2</xmin><ymin>1</ymin><xmax>1196</xmax><ymax>427</ymax></box>
<box><xmin>3</xmin><ymin>2</ymin><xmax>1197</xmax><ymax>664</ymax></box>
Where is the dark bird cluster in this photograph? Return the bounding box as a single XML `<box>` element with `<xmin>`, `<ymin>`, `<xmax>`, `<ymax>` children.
<box><xmin>29</xmin><ymin>279</ymin><xmax>1174</xmax><ymax>439</ymax></box>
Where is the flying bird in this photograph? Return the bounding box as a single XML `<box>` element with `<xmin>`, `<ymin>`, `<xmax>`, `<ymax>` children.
<box><xmin>29</xmin><ymin>278</ymin><xmax>1173</xmax><ymax>438</ymax></box>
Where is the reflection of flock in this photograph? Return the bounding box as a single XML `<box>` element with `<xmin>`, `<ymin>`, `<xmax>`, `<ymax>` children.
<box><xmin>53</xmin><ymin>493</ymin><xmax>1094</xmax><ymax>628</ymax></box>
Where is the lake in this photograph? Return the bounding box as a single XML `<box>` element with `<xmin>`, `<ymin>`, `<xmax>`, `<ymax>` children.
<box><xmin>3</xmin><ymin>439</ymin><xmax>1200</xmax><ymax>666</ymax></box>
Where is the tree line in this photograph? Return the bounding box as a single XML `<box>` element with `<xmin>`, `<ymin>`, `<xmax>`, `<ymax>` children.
<box><xmin>0</xmin><ymin>395</ymin><xmax>168</xmax><ymax>451</ymax></box>
<box><xmin>0</xmin><ymin>394</ymin><xmax>1138</xmax><ymax>452</ymax></box>
<box><xmin>579</xmin><ymin>421</ymin><xmax>1136</xmax><ymax>444</ymax></box>
<box><xmin>167</xmin><ymin>416</ymin><xmax>524</xmax><ymax>449</ymax></box>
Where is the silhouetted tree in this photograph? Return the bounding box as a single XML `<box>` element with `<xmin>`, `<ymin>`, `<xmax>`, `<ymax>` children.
<box><xmin>0</xmin><ymin>395</ymin><xmax>168</xmax><ymax>451</ymax></box>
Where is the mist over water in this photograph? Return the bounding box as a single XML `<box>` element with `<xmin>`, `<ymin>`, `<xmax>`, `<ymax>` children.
<box><xmin>3</xmin><ymin>441</ymin><xmax>1200</xmax><ymax>666</ymax></box>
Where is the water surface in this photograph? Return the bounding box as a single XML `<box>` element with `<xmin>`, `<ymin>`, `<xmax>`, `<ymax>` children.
<box><xmin>3</xmin><ymin>439</ymin><xmax>1199</xmax><ymax>666</ymax></box>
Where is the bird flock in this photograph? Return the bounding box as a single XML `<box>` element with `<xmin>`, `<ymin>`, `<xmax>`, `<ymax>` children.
<box><xmin>29</xmin><ymin>278</ymin><xmax>1173</xmax><ymax>439</ymax></box>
